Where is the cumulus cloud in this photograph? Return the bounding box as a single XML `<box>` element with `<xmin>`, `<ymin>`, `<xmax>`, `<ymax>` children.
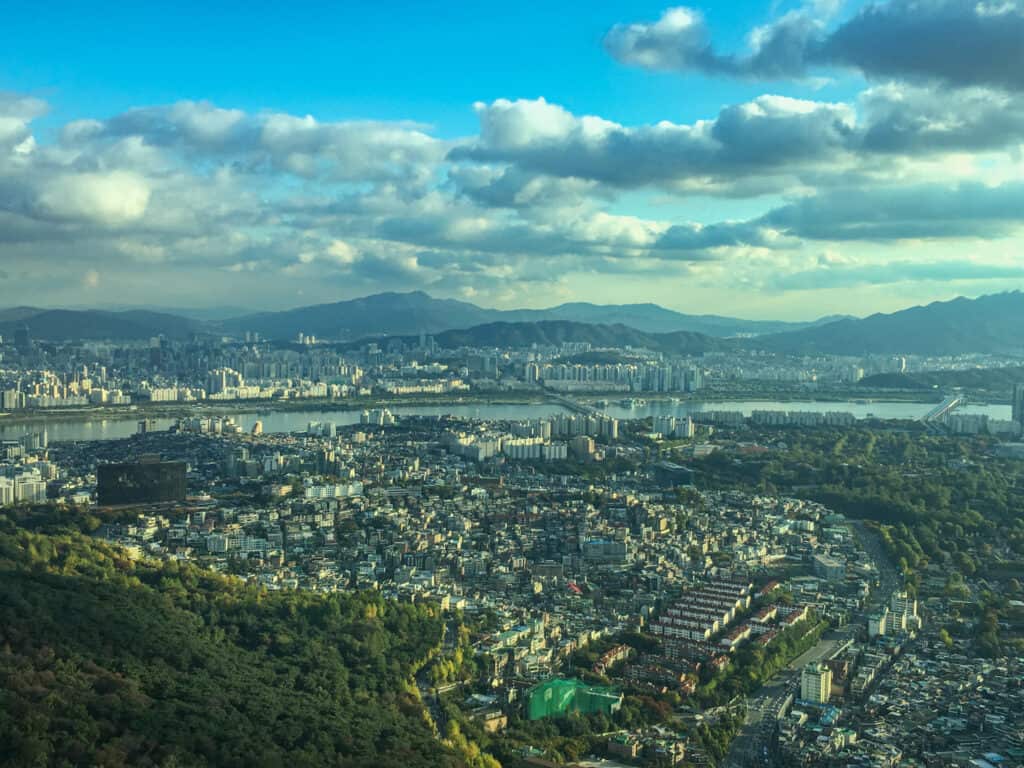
<box><xmin>78</xmin><ymin>100</ymin><xmax>445</xmax><ymax>182</ymax></box>
<box><xmin>857</xmin><ymin>83</ymin><xmax>1024</xmax><ymax>153</ymax></box>
<box><xmin>559</xmin><ymin>180</ymin><xmax>1024</xmax><ymax>253</ymax></box>
<box><xmin>325</xmin><ymin>239</ymin><xmax>359</xmax><ymax>265</ymax></box>
<box><xmin>449</xmin><ymin>165</ymin><xmax>600</xmax><ymax>210</ymax></box>
<box><xmin>630</xmin><ymin>181</ymin><xmax>1024</xmax><ymax>249</ymax></box>
<box><xmin>655</xmin><ymin>220</ymin><xmax>782</xmax><ymax>252</ymax></box>
<box><xmin>451</xmin><ymin>96</ymin><xmax>857</xmax><ymax>191</ymax></box>
<box><xmin>605</xmin><ymin>4</ymin><xmax>831</xmax><ymax>80</ymax></box>
<box><xmin>2</xmin><ymin>85</ymin><xmax>1024</xmax><ymax>310</ymax></box>
<box><xmin>453</xmin><ymin>91</ymin><xmax>1024</xmax><ymax>194</ymax></box>
<box><xmin>0</xmin><ymin>92</ymin><xmax>47</xmax><ymax>149</ymax></box>
<box><xmin>606</xmin><ymin>0</ymin><xmax>1024</xmax><ymax>90</ymax></box>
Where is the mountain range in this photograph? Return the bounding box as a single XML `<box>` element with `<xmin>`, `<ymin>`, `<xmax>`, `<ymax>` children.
<box><xmin>220</xmin><ymin>291</ymin><xmax>840</xmax><ymax>339</ymax></box>
<box><xmin>3</xmin><ymin>290</ymin><xmax>1023</xmax><ymax>357</ymax></box>
<box><xmin>754</xmin><ymin>291</ymin><xmax>1024</xmax><ymax>356</ymax></box>
<box><xmin>0</xmin><ymin>308</ymin><xmax>203</xmax><ymax>341</ymax></box>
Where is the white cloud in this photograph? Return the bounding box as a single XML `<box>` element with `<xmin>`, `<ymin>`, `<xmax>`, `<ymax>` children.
<box><xmin>35</xmin><ymin>171</ymin><xmax>151</xmax><ymax>224</ymax></box>
<box><xmin>1</xmin><ymin>85</ymin><xmax>1024</xmax><ymax>312</ymax></box>
<box><xmin>604</xmin><ymin>3</ymin><xmax>833</xmax><ymax>80</ymax></box>
<box><xmin>0</xmin><ymin>92</ymin><xmax>47</xmax><ymax>149</ymax></box>
<box><xmin>325</xmin><ymin>239</ymin><xmax>358</xmax><ymax>265</ymax></box>
<box><xmin>87</xmin><ymin>101</ymin><xmax>445</xmax><ymax>183</ymax></box>
<box><xmin>82</xmin><ymin>269</ymin><xmax>100</xmax><ymax>288</ymax></box>
<box><xmin>453</xmin><ymin>95</ymin><xmax>857</xmax><ymax>191</ymax></box>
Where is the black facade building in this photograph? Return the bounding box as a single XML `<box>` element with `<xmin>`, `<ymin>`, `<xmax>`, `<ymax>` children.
<box><xmin>97</xmin><ymin>458</ymin><xmax>187</xmax><ymax>505</ymax></box>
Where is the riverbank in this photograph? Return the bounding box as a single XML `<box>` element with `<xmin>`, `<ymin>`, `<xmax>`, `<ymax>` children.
<box><xmin>0</xmin><ymin>386</ymin><xmax>995</xmax><ymax>428</ymax></box>
<box><xmin>0</xmin><ymin>391</ymin><xmax>555</xmax><ymax>427</ymax></box>
<box><xmin>580</xmin><ymin>389</ymin><xmax>1002</xmax><ymax>406</ymax></box>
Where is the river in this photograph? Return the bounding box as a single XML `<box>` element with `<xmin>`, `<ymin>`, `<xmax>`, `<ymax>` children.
<box><xmin>0</xmin><ymin>403</ymin><xmax>569</xmax><ymax>443</ymax></box>
<box><xmin>0</xmin><ymin>398</ymin><xmax>1011</xmax><ymax>444</ymax></box>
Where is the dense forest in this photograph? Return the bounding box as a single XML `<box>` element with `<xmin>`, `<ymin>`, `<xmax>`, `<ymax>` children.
<box><xmin>858</xmin><ymin>365</ymin><xmax>1024</xmax><ymax>395</ymax></box>
<box><xmin>691</xmin><ymin>429</ymin><xmax>1024</xmax><ymax>554</ymax></box>
<box><xmin>0</xmin><ymin>508</ymin><xmax>462</xmax><ymax>768</ymax></box>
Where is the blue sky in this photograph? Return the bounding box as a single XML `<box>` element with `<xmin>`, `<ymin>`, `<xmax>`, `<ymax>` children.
<box><xmin>1</xmin><ymin>0</ymin><xmax>1023</xmax><ymax>318</ymax></box>
<box><xmin>5</xmin><ymin>1</ymin><xmax>848</xmax><ymax>132</ymax></box>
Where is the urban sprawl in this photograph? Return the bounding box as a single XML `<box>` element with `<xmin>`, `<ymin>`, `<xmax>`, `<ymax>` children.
<box><xmin>1</xmin><ymin>328</ymin><xmax>1023</xmax><ymax>768</ymax></box>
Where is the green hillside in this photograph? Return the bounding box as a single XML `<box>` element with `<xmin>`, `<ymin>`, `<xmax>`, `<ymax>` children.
<box><xmin>859</xmin><ymin>365</ymin><xmax>1024</xmax><ymax>397</ymax></box>
<box><xmin>0</xmin><ymin>509</ymin><xmax>459</xmax><ymax>768</ymax></box>
<box><xmin>341</xmin><ymin>320</ymin><xmax>728</xmax><ymax>356</ymax></box>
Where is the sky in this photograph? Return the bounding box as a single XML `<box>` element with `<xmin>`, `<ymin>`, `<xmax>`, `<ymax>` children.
<box><xmin>2</xmin><ymin>0</ymin><xmax>1024</xmax><ymax>320</ymax></box>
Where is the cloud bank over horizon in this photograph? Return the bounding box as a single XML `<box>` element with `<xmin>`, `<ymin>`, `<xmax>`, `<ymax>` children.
<box><xmin>2</xmin><ymin>0</ymin><xmax>1023</xmax><ymax>319</ymax></box>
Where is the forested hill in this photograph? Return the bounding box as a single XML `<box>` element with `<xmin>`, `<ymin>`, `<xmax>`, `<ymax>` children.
<box><xmin>0</xmin><ymin>509</ymin><xmax>462</xmax><ymax>768</ymax></box>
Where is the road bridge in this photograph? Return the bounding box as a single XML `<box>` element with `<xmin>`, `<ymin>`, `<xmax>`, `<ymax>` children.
<box><xmin>922</xmin><ymin>394</ymin><xmax>963</xmax><ymax>422</ymax></box>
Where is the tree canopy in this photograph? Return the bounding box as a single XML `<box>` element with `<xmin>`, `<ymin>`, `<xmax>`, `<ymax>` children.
<box><xmin>0</xmin><ymin>512</ymin><xmax>461</xmax><ymax>768</ymax></box>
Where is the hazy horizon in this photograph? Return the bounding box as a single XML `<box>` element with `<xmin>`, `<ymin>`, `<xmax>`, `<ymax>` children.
<box><xmin>9</xmin><ymin>288</ymin><xmax>1024</xmax><ymax>326</ymax></box>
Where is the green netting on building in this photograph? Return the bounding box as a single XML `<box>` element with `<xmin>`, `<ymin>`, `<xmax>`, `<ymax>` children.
<box><xmin>526</xmin><ymin>678</ymin><xmax>623</xmax><ymax>720</ymax></box>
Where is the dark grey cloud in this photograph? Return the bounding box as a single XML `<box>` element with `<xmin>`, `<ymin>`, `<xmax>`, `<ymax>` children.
<box><xmin>606</xmin><ymin>1</ymin><xmax>1024</xmax><ymax>91</ymax></box>
<box><xmin>371</xmin><ymin>207</ymin><xmax>685</xmax><ymax>261</ymax></box>
<box><xmin>857</xmin><ymin>84</ymin><xmax>1024</xmax><ymax>153</ymax></box>
<box><xmin>584</xmin><ymin>181</ymin><xmax>1024</xmax><ymax>249</ymax></box>
<box><xmin>761</xmin><ymin>182</ymin><xmax>1024</xmax><ymax>240</ymax></box>
<box><xmin>448</xmin><ymin>165</ymin><xmax>601</xmax><ymax>210</ymax></box>
<box><xmin>654</xmin><ymin>221</ymin><xmax>778</xmax><ymax>251</ymax></box>
<box><xmin>821</xmin><ymin>0</ymin><xmax>1024</xmax><ymax>90</ymax></box>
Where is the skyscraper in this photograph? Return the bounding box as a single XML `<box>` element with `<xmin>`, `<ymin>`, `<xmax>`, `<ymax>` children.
<box><xmin>14</xmin><ymin>325</ymin><xmax>30</xmax><ymax>353</ymax></box>
<box><xmin>1013</xmin><ymin>383</ymin><xmax>1024</xmax><ymax>429</ymax></box>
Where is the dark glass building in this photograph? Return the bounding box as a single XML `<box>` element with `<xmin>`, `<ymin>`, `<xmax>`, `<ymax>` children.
<box><xmin>97</xmin><ymin>458</ymin><xmax>186</xmax><ymax>505</ymax></box>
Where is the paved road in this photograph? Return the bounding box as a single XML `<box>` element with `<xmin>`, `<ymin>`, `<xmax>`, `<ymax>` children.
<box><xmin>723</xmin><ymin>677</ymin><xmax>791</xmax><ymax>768</ymax></box>
<box><xmin>415</xmin><ymin>668</ymin><xmax>444</xmax><ymax>738</ymax></box>
<box><xmin>851</xmin><ymin>520</ymin><xmax>902</xmax><ymax>597</ymax></box>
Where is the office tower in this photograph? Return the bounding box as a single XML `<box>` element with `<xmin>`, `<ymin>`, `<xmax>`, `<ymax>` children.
<box><xmin>800</xmin><ymin>663</ymin><xmax>832</xmax><ymax>704</ymax></box>
<box><xmin>1013</xmin><ymin>383</ymin><xmax>1024</xmax><ymax>428</ymax></box>
<box><xmin>14</xmin><ymin>325</ymin><xmax>30</xmax><ymax>353</ymax></box>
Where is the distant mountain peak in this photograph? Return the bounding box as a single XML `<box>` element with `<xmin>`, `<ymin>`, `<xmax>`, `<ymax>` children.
<box><xmin>752</xmin><ymin>291</ymin><xmax>1024</xmax><ymax>355</ymax></box>
<box><xmin>9</xmin><ymin>290</ymin><xmax>1017</xmax><ymax>353</ymax></box>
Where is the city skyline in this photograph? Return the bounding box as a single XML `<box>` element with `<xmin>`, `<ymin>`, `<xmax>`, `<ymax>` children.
<box><xmin>3</xmin><ymin>0</ymin><xmax>1024</xmax><ymax>319</ymax></box>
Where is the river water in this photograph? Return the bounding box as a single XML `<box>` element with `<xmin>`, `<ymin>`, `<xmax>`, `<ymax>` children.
<box><xmin>0</xmin><ymin>399</ymin><xmax>1011</xmax><ymax>444</ymax></box>
<box><xmin>0</xmin><ymin>403</ymin><xmax>568</xmax><ymax>443</ymax></box>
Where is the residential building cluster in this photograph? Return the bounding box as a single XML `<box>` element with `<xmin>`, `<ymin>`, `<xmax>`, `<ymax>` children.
<box><xmin>1</xmin><ymin>392</ymin><xmax>1019</xmax><ymax>767</ymax></box>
